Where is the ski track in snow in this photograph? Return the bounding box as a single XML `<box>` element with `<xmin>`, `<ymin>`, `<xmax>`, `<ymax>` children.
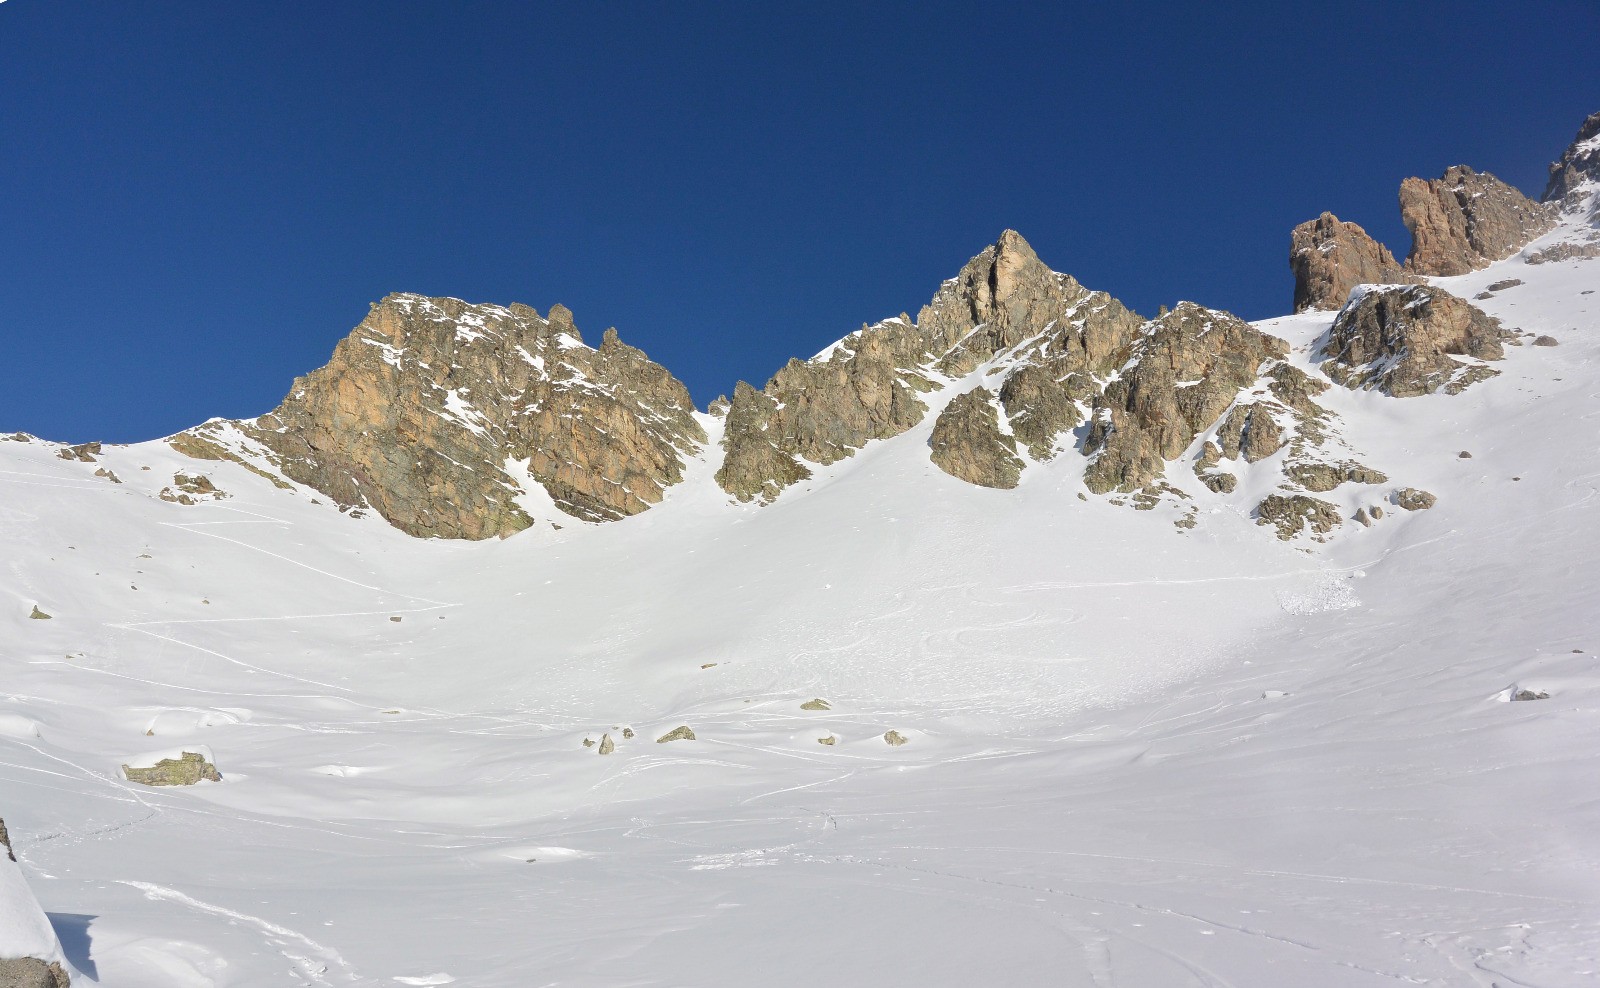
<box><xmin>117</xmin><ymin>880</ymin><xmax>360</xmax><ymax>985</ymax></box>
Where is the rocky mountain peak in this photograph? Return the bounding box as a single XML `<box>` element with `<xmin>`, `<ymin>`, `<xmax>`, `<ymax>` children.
<box><xmin>715</xmin><ymin>231</ymin><xmax>1144</xmax><ymax>502</ymax></box>
<box><xmin>1290</xmin><ymin>211</ymin><xmax>1417</xmax><ymax>312</ymax></box>
<box><xmin>1399</xmin><ymin>165</ymin><xmax>1556</xmax><ymax>276</ymax></box>
<box><xmin>1544</xmin><ymin>109</ymin><xmax>1600</xmax><ymax>209</ymax></box>
<box><xmin>172</xmin><ymin>293</ymin><xmax>704</xmax><ymax>539</ymax></box>
<box><xmin>972</xmin><ymin>228</ymin><xmax>1043</xmax><ymax>314</ymax></box>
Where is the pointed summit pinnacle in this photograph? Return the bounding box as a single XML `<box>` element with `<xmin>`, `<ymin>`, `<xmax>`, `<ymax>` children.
<box><xmin>989</xmin><ymin>230</ymin><xmax>1040</xmax><ymax>308</ymax></box>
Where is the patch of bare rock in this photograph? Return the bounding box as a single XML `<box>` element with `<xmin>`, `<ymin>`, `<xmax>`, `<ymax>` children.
<box><xmin>54</xmin><ymin>441</ymin><xmax>101</xmax><ymax>463</ymax></box>
<box><xmin>1321</xmin><ymin>285</ymin><xmax>1506</xmax><ymax>397</ymax></box>
<box><xmin>121</xmin><ymin>751</ymin><xmax>220</xmax><ymax>780</ymax></box>
<box><xmin>158</xmin><ymin>472</ymin><xmax>228</xmax><ymax>505</ymax></box>
<box><xmin>1392</xmin><ymin>488</ymin><xmax>1437</xmax><ymax>511</ymax></box>
<box><xmin>1256</xmin><ymin>494</ymin><xmax>1342</xmax><ymax>541</ymax></box>
<box><xmin>122</xmin><ymin>751</ymin><xmax>222</xmax><ymax>786</ymax></box>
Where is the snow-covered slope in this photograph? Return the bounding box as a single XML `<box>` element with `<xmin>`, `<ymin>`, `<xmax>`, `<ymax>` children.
<box><xmin>3</xmin><ymin>207</ymin><xmax>1599</xmax><ymax>985</ymax></box>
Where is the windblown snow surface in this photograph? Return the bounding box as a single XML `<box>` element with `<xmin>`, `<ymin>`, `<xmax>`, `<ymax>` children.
<box><xmin>2</xmin><ymin>230</ymin><xmax>1598</xmax><ymax>985</ymax></box>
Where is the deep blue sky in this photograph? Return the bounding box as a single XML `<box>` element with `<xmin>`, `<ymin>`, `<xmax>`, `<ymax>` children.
<box><xmin>3</xmin><ymin>2</ymin><xmax>1597</xmax><ymax>442</ymax></box>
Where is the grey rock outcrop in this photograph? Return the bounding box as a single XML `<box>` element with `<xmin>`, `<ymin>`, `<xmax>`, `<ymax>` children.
<box><xmin>54</xmin><ymin>442</ymin><xmax>101</xmax><ymax>463</ymax></box>
<box><xmin>122</xmin><ymin>751</ymin><xmax>222</xmax><ymax>786</ymax></box>
<box><xmin>929</xmin><ymin>388</ymin><xmax>1023</xmax><ymax>489</ymax></box>
<box><xmin>1290</xmin><ymin>212</ymin><xmax>1417</xmax><ymax>312</ymax></box>
<box><xmin>1256</xmin><ymin>494</ymin><xmax>1342</xmax><ymax>541</ymax></box>
<box><xmin>1392</xmin><ymin>488</ymin><xmax>1437</xmax><ymax>511</ymax></box>
<box><xmin>997</xmin><ymin>364</ymin><xmax>1081</xmax><ymax>460</ymax></box>
<box><xmin>883</xmin><ymin>730</ymin><xmax>909</xmax><ymax>746</ymax></box>
<box><xmin>1288</xmin><ymin>111</ymin><xmax>1600</xmax><ymax>307</ymax></box>
<box><xmin>1216</xmin><ymin>403</ymin><xmax>1285</xmax><ymax>463</ymax></box>
<box><xmin>1525</xmin><ymin>239</ymin><xmax>1600</xmax><ymax>264</ymax></box>
<box><xmin>1084</xmin><ymin>304</ymin><xmax>1288</xmax><ymax>493</ymax></box>
<box><xmin>1284</xmin><ymin>461</ymin><xmax>1388</xmax><ymax>493</ymax></box>
<box><xmin>1322</xmin><ymin>285</ymin><xmax>1506</xmax><ymax>397</ymax></box>
<box><xmin>27</xmin><ymin>606</ymin><xmax>50</xmax><ymax>621</ymax></box>
<box><xmin>1400</xmin><ymin>166</ymin><xmax>1556</xmax><ymax>276</ymax></box>
<box><xmin>159</xmin><ymin>473</ymin><xmax>227</xmax><ymax>506</ymax></box>
<box><xmin>175</xmin><ymin>295</ymin><xmax>705</xmax><ymax>539</ymax></box>
<box><xmin>656</xmin><ymin>726</ymin><xmax>696</xmax><ymax>743</ymax></box>
<box><xmin>714</xmin><ymin>381</ymin><xmax>815</xmax><ymax>503</ymax></box>
<box><xmin>1544</xmin><ymin>110</ymin><xmax>1600</xmax><ymax>209</ymax></box>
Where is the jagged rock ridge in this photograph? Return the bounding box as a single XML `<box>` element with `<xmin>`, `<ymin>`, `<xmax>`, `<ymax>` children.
<box><xmin>719</xmin><ymin>232</ymin><xmax>1404</xmax><ymax>540</ymax></box>
<box><xmin>161</xmin><ymin>110</ymin><xmax>1600</xmax><ymax>544</ymax></box>
<box><xmin>1290</xmin><ymin>111</ymin><xmax>1600</xmax><ymax>309</ymax></box>
<box><xmin>716</xmin><ymin>231</ymin><xmax>1143</xmax><ymax>499</ymax></box>
<box><xmin>176</xmin><ymin>294</ymin><xmax>705</xmax><ymax>540</ymax></box>
<box><xmin>1544</xmin><ymin>110</ymin><xmax>1600</xmax><ymax>208</ymax></box>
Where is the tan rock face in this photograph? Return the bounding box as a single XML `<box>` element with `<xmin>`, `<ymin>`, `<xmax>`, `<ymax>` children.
<box><xmin>177</xmin><ymin>295</ymin><xmax>704</xmax><ymax>540</ymax></box>
<box><xmin>1290</xmin><ymin>212</ymin><xmax>1417</xmax><ymax>312</ymax></box>
<box><xmin>929</xmin><ymin>388</ymin><xmax>1023</xmax><ymax>489</ymax></box>
<box><xmin>1400</xmin><ymin>166</ymin><xmax>1556</xmax><ymax>276</ymax></box>
<box><xmin>1083</xmin><ymin>304</ymin><xmax>1288</xmax><ymax>493</ymax></box>
<box><xmin>716</xmin><ymin>231</ymin><xmax>1141</xmax><ymax>502</ymax></box>
<box><xmin>1544</xmin><ymin>110</ymin><xmax>1600</xmax><ymax>208</ymax></box>
<box><xmin>1322</xmin><ymin>285</ymin><xmax>1506</xmax><ymax>397</ymax></box>
<box><xmin>0</xmin><ymin>957</ymin><xmax>71</xmax><ymax>988</ymax></box>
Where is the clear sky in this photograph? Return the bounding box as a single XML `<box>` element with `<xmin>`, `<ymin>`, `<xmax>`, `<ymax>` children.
<box><xmin>3</xmin><ymin>2</ymin><xmax>1597</xmax><ymax>443</ymax></box>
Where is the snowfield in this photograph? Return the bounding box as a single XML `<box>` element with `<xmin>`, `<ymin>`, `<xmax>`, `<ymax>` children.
<box><xmin>2</xmin><ymin>230</ymin><xmax>1598</xmax><ymax>985</ymax></box>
